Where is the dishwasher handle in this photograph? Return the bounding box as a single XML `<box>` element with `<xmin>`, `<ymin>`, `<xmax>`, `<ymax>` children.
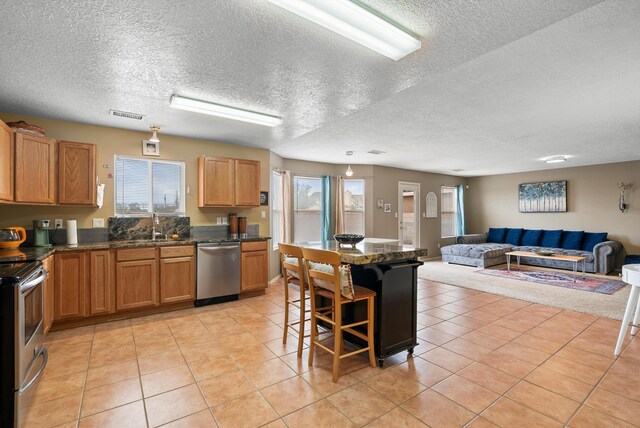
<box><xmin>198</xmin><ymin>245</ymin><xmax>240</xmax><ymax>253</ymax></box>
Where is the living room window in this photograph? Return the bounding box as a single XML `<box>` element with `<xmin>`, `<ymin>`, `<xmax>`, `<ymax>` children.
<box><xmin>343</xmin><ymin>178</ymin><xmax>365</xmax><ymax>235</ymax></box>
<box><xmin>114</xmin><ymin>155</ymin><xmax>185</xmax><ymax>216</ymax></box>
<box><xmin>441</xmin><ymin>186</ymin><xmax>457</xmax><ymax>238</ymax></box>
<box><xmin>293</xmin><ymin>176</ymin><xmax>324</xmax><ymax>242</ymax></box>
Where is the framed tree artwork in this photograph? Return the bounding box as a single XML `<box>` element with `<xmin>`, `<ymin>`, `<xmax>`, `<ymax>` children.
<box><xmin>519</xmin><ymin>180</ymin><xmax>567</xmax><ymax>212</ymax></box>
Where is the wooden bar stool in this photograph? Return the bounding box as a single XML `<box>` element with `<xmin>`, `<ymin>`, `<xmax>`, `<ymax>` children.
<box><xmin>279</xmin><ymin>243</ymin><xmax>312</xmax><ymax>358</ymax></box>
<box><xmin>302</xmin><ymin>247</ymin><xmax>376</xmax><ymax>382</ymax></box>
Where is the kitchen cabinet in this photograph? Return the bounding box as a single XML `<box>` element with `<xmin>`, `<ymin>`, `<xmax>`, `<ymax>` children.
<box><xmin>42</xmin><ymin>254</ymin><xmax>54</xmax><ymax>335</ymax></box>
<box><xmin>58</xmin><ymin>140</ymin><xmax>96</xmax><ymax>205</ymax></box>
<box><xmin>0</xmin><ymin>120</ymin><xmax>13</xmax><ymax>202</ymax></box>
<box><xmin>241</xmin><ymin>241</ymin><xmax>268</xmax><ymax>292</ymax></box>
<box><xmin>116</xmin><ymin>248</ymin><xmax>158</xmax><ymax>310</ymax></box>
<box><xmin>89</xmin><ymin>250</ymin><xmax>113</xmax><ymax>315</ymax></box>
<box><xmin>159</xmin><ymin>246</ymin><xmax>195</xmax><ymax>304</ymax></box>
<box><xmin>198</xmin><ymin>156</ymin><xmax>260</xmax><ymax>207</ymax></box>
<box><xmin>54</xmin><ymin>251</ymin><xmax>87</xmax><ymax>320</ymax></box>
<box><xmin>14</xmin><ymin>132</ymin><xmax>56</xmax><ymax>204</ymax></box>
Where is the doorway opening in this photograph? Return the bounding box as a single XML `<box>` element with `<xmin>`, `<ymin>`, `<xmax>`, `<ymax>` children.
<box><xmin>398</xmin><ymin>182</ymin><xmax>420</xmax><ymax>249</ymax></box>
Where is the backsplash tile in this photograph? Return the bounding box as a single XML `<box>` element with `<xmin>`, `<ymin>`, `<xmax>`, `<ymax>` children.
<box><xmin>190</xmin><ymin>224</ymin><xmax>259</xmax><ymax>239</ymax></box>
<box><xmin>108</xmin><ymin>217</ymin><xmax>190</xmax><ymax>241</ymax></box>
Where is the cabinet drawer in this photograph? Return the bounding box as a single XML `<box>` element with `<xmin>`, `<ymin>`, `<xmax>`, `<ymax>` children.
<box><xmin>160</xmin><ymin>245</ymin><xmax>195</xmax><ymax>258</ymax></box>
<box><xmin>241</xmin><ymin>241</ymin><xmax>267</xmax><ymax>252</ymax></box>
<box><xmin>117</xmin><ymin>247</ymin><xmax>156</xmax><ymax>261</ymax></box>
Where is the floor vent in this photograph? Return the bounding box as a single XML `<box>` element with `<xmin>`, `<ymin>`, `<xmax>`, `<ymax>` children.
<box><xmin>109</xmin><ymin>109</ymin><xmax>144</xmax><ymax>120</ymax></box>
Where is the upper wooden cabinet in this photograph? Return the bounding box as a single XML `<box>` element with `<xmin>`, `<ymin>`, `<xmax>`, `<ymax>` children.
<box><xmin>0</xmin><ymin>121</ymin><xmax>13</xmax><ymax>202</ymax></box>
<box><xmin>198</xmin><ymin>156</ymin><xmax>260</xmax><ymax>207</ymax></box>
<box><xmin>14</xmin><ymin>132</ymin><xmax>56</xmax><ymax>204</ymax></box>
<box><xmin>58</xmin><ymin>141</ymin><xmax>96</xmax><ymax>205</ymax></box>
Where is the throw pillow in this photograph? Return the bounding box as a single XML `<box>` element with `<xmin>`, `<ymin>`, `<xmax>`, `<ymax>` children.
<box><xmin>505</xmin><ymin>228</ymin><xmax>524</xmax><ymax>246</ymax></box>
<box><xmin>521</xmin><ymin>229</ymin><xmax>543</xmax><ymax>246</ymax></box>
<box><xmin>487</xmin><ymin>228</ymin><xmax>507</xmax><ymax>243</ymax></box>
<box><xmin>540</xmin><ymin>229</ymin><xmax>563</xmax><ymax>248</ymax></box>
<box><xmin>284</xmin><ymin>256</ymin><xmax>300</xmax><ymax>279</ymax></box>
<box><xmin>309</xmin><ymin>261</ymin><xmax>355</xmax><ymax>300</ymax></box>
<box><xmin>560</xmin><ymin>231</ymin><xmax>584</xmax><ymax>250</ymax></box>
<box><xmin>582</xmin><ymin>232</ymin><xmax>608</xmax><ymax>252</ymax></box>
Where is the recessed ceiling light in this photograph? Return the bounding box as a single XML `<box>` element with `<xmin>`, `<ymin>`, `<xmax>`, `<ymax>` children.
<box><xmin>170</xmin><ymin>95</ymin><xmax>283</xmax><ymax>127</ymax></box>
<box><xmin>545</xmin><ymin>156</ymin><xmax>567</xmax><ymax>164</ymax></box>
<box><xmin>267</xmin><ymin>0</ymin><xmax>421</xmax><ymax>60</ymax></box>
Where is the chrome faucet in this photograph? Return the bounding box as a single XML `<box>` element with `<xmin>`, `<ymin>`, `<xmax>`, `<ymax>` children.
<box><xmin>151</xmin><ymin>212</ymin><xmax>166</xmax><ymax>240</ymax></box>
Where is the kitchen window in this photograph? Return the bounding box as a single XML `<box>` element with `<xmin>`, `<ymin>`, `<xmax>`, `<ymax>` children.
<box><xmin>293</xmin><ymin>176</ymin><xmax>323</xmax><ymax>242</ymax></box>
<box><xmin>441</xmin><ymin>186</ymin><xmax>457</xmax><ymax>238</ymax></box>
<box><xmin>343</xmin><ymin>178</ymin><xmax>365</xmax><ymax>235</ymax></box>
<box><xmin>115</xmin><ymin>155</ymin><xmax>185</xmax><ymax>216</ymax></box>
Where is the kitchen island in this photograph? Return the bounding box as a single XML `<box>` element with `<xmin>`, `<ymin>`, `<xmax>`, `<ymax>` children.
<box><xmin>294</xmin><ymin>239</ymin><xmax>428</xmax><ymax>366</ymax></box>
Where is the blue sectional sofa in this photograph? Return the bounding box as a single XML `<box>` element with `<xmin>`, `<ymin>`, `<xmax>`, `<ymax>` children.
<box><xmin>440</xmin><ymin>228</ymin><xmax>623</xmax><ymax>274</ymax></box>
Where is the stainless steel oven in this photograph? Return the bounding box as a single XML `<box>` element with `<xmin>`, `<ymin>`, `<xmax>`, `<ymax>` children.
<box><xmin>1</xmin><ymin>261</ymin><xmax>48</xmax><ymax>427</ymax></box>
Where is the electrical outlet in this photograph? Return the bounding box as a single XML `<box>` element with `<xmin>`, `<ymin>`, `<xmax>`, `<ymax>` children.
<box><xmin>186</xmin><ymin>186</ymin><xmax>191</xmax><ymax>194</ymax></box>
<box><xmin>216</xmin><ymin>217</ymin><xmax>222</xmax><ymax>225</ymax></box>
<box><xmin>437</xmin><ymin>243</ymin><xmax>441</xmax><ymax>248</ymax></box>
<box><xmin>261</xmin><ymin>210</ymin><xmax>266</xmax><ymax>219</ymax></box>
<box><xmin>92</xmin><ymin>218</ymin><xmax>105</xmax><ymax>228</ymax></box>
<box><xmin>55</xmin><ymin>219</ymin><xmax>63</xmax><ymax>228</ymax></box>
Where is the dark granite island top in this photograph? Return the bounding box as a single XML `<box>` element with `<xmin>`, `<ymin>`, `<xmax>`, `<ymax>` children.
<box><xmin>293</xmin><ymin>238</ymin><xmax>428</xmax><ymax>265</ymax></box>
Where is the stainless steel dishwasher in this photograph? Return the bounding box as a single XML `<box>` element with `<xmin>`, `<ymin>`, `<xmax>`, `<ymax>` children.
<box><xmin>195</xmin><ymin>242</ymin><xmax>241</xmax><ymax>306</ymax></box>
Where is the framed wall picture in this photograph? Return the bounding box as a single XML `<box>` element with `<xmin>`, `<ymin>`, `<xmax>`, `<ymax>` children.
<box><xmin>518</xmin><ymin>180</ymin><xmax>567</xmax><ymax>212</ymax></box>
<box><xmin>260</xmin><ymin>191</ymin><xmax>268</xmax><ymax>206</ymax></box>
<box><xmin>142</xmin><ymin>139</ymin><xmax>160</xmax><ymax>157</ymax></box>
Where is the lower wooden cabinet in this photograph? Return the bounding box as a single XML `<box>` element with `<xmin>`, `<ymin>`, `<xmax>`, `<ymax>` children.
<box><xmin>42</xmin><ymin>255</ymin><xmax>54</xmax><ymax>335</ymax></box>
<box><xmin>90</xmin><ymin>250</ymin><xmax>113</xmax><ymax>315</ymax></box>
<box><xmin>241</xmin><ymin>241</ymin><xmax>268</xmax><ymax>292</ymax></box>
<box><xmin>116</xmin><ymin>259</ymin><xmax>158</xmax><ymax>310</ymax></box>
<box><xmin>54</xmin><ymin>252</ymin><xmax>87</xmax><ymax>320</ymax></box>
<box><xmin>160</xmin><ymin>257</ymin><xmax>195</xmax><ymax>303</ymax></box>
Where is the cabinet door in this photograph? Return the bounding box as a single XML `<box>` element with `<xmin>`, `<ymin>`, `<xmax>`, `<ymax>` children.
<box><xmin>234</xmin><ymin>159</ymin><xmax>260</xmax><ymax>206</ymax></box>
<box><xmin>58</xmin><ymin>141</ymin><xmax>96</xmax><ymax>205</ymax></box>
<box><xmin>0</xmin><ymin>120</ymin><xmax>13</xmax><ymax>202</ymax></box>
<box><xmin>198</xmin><ymin>156</ymin><xmax>234</xmax><ymax>207</ymax></box>
<box><xmin>42</xmin><ymin>255</ymin><xmax>54</xmax><ymax>334</ymax></box>
<box><xmin>54</xmin><ymin>252</ymin><xmax>86</xmax><ymax>320</ymax></box>
<box><xmin>241</xmin><ymin>250</ymin><xmax>268</xmax><ymax>292</ymax></box>
<box><xmin>116</xmin><ymin>260</ymin><xmax>158</xmax><ymax>310</ymax></box>
<box><xmin>90</xmin><ymin>250</ymin><xmax>113</xmax><ymax>315</ymax></box>
<box><xmin>160</xmin><ymin>256</ymin><xmax>195</xmax><ymax>304</ymax></box>
<box><xmin>14</xmin><ymin>132</ymin><xmax>56</xmax><ymax>204</ymax></box>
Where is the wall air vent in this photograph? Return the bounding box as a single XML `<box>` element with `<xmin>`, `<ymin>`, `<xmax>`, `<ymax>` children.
<box><xmin>109</xmin><ymin>109</ymin><xmax>144</xmax><ymax>120</ymax></box>
<box><xmin>367</xmin><ymin>149</ymin><xmax>386</xmax><ymax>155</ymax></box>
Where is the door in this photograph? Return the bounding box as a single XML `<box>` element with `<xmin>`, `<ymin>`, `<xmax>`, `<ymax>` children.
<box><xmin>42</xmin><ymin>255</ymin><xmax>54</xmax><ymax>334</ymax></box>
<box><xmin>241</xmin><ymin>250</ymin><xmax>268</xmax><ymax>292</ymax></box>
<box><xmin>198</xmin><ymin>156</ymin><xmax>234</xmax><ymax>207</ymax></box>
<box><xmin>398</xmin><ymin>182</ymin><xmax>420</xmax><ymax>249</ymax></box>
<box><xmin>54</xmin><ymin>252</ymin><xmax>86</xmax><ymax>320</ymax></box>
<box><xmin>235</xmin><ymin>159</ymin><xmax>260</xmax><ymax>206</ymax></box>
<box><xmin>0</xmin><ymin>120</ymin><xmax>13</xmax><ymax>202</ymax></box>
<box><xmin>14</xmin><ymin>132</ymin><xmax>56</xmax><ymax>204</ymax></box>
<box><xmin>90</xmin><ymin>250</ymin><xmax>113</xmax><ymax>315</ymax></box>
<box><xmin>160</xmin><ymin>256</ymin><xmax>195</xmax><ymax>303</ymax></box>
<box><xmin>116</xmin><ymin>260</ymin><xmax>158</xmax><ymax>310</ymax></box>
<box><xmin>58</xmin><ymin>141</ymin><xmax>96</xmax><ymax>205</ymax></box>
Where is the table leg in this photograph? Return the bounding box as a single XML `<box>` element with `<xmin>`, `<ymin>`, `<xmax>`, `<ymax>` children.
<box><xmin>582</xmin><ymin>260</ymin><xmax>585</xmax><ymax>279</ymax></box>
<box><xmin>573</xmin><ymin>261</ymin><xmax>577</xmax><ymax>282</ymax></box>
<box><xmin>516</xmin><ymin>255</ymin><xmax>520</xmax><ymax>270</ymax></box>
<box><xmin>631</xmin><ymin>293</ymin><xmax>640</xmax><ymax>336</ymax></box>
<box><xmin>507</xmin><ymin>255</ymin><xmax>511</xmax><ymax>272</ymax></box>
<box><xmin>614</xmin><ymin>285</ymin><xmax>640</xmax><ymax>356</ymax></box>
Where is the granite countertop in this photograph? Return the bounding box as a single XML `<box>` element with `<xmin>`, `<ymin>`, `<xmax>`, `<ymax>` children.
<box><xmin>294</xmin><ymin>238</ymin><xmax>428</xmax><ymax>265</ymax></box>
<box><xmin>0</xmin><ymin>236</ymin><xmax>271</xmax><ymax>262</ymax></box>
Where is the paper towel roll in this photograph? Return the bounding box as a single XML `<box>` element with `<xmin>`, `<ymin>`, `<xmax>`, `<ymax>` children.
<box><xmin>67</xmin><ymin>220</ymin><xmax>78</xmax><ymax>245</ymax></box>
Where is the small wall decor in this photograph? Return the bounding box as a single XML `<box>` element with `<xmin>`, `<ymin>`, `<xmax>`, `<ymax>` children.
<box><xmin>142</xmin><ymin>139</ymin><xmax>160</xmax><ymax>157</ymax></box>
<box><xmin>519</xmin><ymin>180</ymin><xmax>567</xmax><ymax>213</ymax></box>
<box><xmin>384</xmin><ymin>203</ymin><xmax>391</xmax><ymax>213</ymax></box>
<box><xmin>426</xmin><ymin>192</ymin><xmax>438</xmax><ymax>218</ymax></box>
<box><xmin>618</xmin><ymin>182</ymin><xmax>632</xmax><ymax>213</ymax></box>
<box><xmin>376</xmin><ymin>198</ymin><xmax>384</xmax><ymax>209</ymax></box>
<box><xmin>260</xmin><ymin>191</ymin><xmax>269</xmax><ymax>206</ymax></box>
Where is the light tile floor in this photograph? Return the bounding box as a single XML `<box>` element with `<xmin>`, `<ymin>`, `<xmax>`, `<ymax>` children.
<box><xmin>26</xmin><ymin>278</ymin><xmax>640</xmax><ymax>427</ymax></box>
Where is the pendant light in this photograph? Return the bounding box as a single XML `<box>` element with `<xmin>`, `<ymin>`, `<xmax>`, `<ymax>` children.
<box><xmin>345</xmin><ymin>151</ymin><xmax>354</xmax><ymax>176</ymax></box>
<box><xmin>149</xmin><ymin>126</ymin><xmax>160</xmax><ymax>143</ymax></box>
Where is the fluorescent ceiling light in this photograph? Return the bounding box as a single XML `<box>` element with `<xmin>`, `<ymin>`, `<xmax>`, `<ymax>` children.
<box><xmin>170</xmin><ymin>95</ymin><xmax>283</xmax><ymax>127</ymax></box>
<box><xmin>545</xmin><ymin>156</ymin><xmax>567</xmax><ymax>164</ymax></box>
<box><xmin>267</xmin><ymin>0</ymin><xmax>421</xmax><ymax>60</ymax></box>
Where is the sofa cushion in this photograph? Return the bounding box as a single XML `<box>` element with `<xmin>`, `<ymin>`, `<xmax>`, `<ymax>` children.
<box><xmin>505</xmin><ymin>228</ymin><xmax>523</xmax><ymax>246</ymax></box>
<box><xmin>441</xmin><ymin>243</ymin><xmax>512</xmax><ymax>259</ymax></box>
<box><xmin>487</xmin><ymin>228</ymin><xmax>507</xmax><ymax>243</ymax></box>
<box><xmin>540</xmin><ymin>230</ymin><xmax>562</xmax><ymax>248</ymax></box>
<box><xmin>521</xmin><ymin>229</ymin><xmax>543</xmax><ymax>246</ymax></box>
<box><xmin>560</xmin><ymin>231</ymin><xmax>584</xmax><ymax>250</ymax></box>
<box><xmin>582</xmin><ymin>232</ymin><xmax>608</xmax><ymax>252</ymax></box>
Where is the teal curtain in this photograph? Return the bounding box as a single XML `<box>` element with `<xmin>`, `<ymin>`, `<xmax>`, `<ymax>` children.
<box><xmin>455</xmin><ymin>184</ymin><xmax>465</xmax><ymax>236</ymax></box>
<box><xmin>321</xmin><ymin>176</ymin><xmax>332</xmax><ymax>241</ymax></box>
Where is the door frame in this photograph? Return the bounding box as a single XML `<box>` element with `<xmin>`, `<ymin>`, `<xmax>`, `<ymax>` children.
<box><xmin>397</xmin><ymin>181</ymin><xmax>420</xmax><ymax>248</ymax></box>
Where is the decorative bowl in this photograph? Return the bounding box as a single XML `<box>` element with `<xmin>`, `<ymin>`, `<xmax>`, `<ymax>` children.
<box><xmin>334</xmin><ymin>234</ymin><xmax>364</xmax><ymax>248</ymax></box>
<box><xmin>534</xmin><ymin>250</ymin><xmax>555</xmax><ymax>256</ymax></box>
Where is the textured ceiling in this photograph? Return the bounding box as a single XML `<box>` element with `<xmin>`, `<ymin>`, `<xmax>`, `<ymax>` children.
<box><xmin>0</xmin><ymin>0</ymin><xmax>638</xmax><ymax>176</ymax></box>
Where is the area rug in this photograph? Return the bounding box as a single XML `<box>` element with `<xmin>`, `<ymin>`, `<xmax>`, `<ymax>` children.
<box><xmin>417</xmin><ymin>260</ymin><xmax>630</xmax><ymax>319</ymax></box>
<box><xmin>477</xmin><ymin>266</ymin><xmax>627</xmax><ymax>295</ymax></box>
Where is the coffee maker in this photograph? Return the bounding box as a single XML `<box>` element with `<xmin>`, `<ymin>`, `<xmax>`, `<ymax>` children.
<box><xmin>33</xmin><ymin>220</ymin><xmax>51</xmax><ymax>247</ymax></box>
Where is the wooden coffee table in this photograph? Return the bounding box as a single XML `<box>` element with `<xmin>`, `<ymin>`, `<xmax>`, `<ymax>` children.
<box><xmin>505</xmin><ymin>251</ymin><xmax>586</xmax><ymax>282</ymax></box>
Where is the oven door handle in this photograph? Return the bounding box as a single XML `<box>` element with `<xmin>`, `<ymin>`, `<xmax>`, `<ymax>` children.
<box><xmin>19</xmin><ymin>347</ymin><xmax>48</xmax><ymax>393</ymax></box>
<box><xmin>20</xmin><ymin>269</ymin><xmax>47</xmax><ymax>293</ymax></box>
